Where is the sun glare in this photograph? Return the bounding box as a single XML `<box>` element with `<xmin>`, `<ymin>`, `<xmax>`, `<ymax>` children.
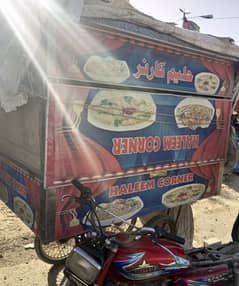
<box><xmin>0</xmin><ymin>0</ymin><xmax>105</xmax><ymax>177</ymax></box>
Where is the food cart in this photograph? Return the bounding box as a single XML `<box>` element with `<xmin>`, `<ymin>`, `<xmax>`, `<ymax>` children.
<box><xmin>0</xmin><ymin>0</ymin><xmax>239</xmax><ymax>252</ymax></box>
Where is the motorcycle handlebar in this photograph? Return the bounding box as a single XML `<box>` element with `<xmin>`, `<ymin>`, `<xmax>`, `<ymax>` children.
<box><xmin>155</xmin><ymin>226</ymin><xmax>185</xmax><ymax>245</ymax></box>
<box><xmin>71</xmin><ymin>179</ymin><xmax>92</xmax><ymax>201</ymax></box>
<box><xmin>70</xmin><ymin>180</ymin><xmax>185</xmax><ymax>245</ymax></box>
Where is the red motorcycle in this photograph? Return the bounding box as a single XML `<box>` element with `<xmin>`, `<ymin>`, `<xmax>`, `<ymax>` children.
<box><xmin>52</xmin><ymin>179</ymin><xmax>239</xmax><ymax>286</ymax></box>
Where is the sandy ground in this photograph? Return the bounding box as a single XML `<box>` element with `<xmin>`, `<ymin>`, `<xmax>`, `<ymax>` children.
<box><xmin>0</xmin><ymin>174</ymin><xmax>239</xmax><ymax>286</ymax></box>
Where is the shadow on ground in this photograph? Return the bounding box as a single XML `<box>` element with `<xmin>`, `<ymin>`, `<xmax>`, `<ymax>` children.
<box><xmin>223</xmin><ymin>173</ymin><xmax>239</xmax><ymax>193</ymax></box>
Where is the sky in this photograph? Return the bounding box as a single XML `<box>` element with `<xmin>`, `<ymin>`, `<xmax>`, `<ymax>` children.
<box><xmin>130</xmin><ymin>0</ymin><xmax>239</xmax><ymax>45</ymax></box>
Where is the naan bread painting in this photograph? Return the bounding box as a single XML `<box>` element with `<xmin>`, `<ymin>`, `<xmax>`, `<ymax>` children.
<box><xmin>13</xmin><ymin>197</ymin><xmax>34</xmax><ymax>228</ymax></box>
<box><xmin>84</xmin><ymin>56</ymin><xmax>130</xmax><ymax>83</ymax></box>
<box><xmin>162</xmin><ymin>184</ymin><xmax>205</xmax><ymax>208</ymax></box>
<box><xmin>83</xmin><ymin>196</ymin><xmax>143</xmax><ymax>226</ymax></box>
<box><xmin>195</xmin><ymin>72</ymin><xmax>220</xmax><ymax>95</ymax></box>
<box><xmin>88</xmin><ymin>90</ymin><xmax>156</xmax><ymax>131</ymax></box>
<box><xmin>175</xmin><ymin>97</ymin><xmax>215</xmax><ymax>130</ymax></box>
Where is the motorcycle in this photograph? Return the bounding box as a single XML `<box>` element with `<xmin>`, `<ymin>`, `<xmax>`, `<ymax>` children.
<box><xmin>54</xmin><ymin>179</ymin><xmax>239</xmax><ymax>286</ymax></box>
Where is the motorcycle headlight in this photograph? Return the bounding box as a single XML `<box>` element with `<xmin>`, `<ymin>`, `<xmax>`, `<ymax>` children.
<box><xmin>65</xmin><ymin>247</ymin><xmax>102</xmax><ymax>284</ymax></box>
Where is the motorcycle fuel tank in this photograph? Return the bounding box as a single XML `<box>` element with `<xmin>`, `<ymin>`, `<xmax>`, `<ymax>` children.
<box><xmin>111</xmin><ymin>236</ymin><xmax>191</xmax><ymax>281</ymax></box>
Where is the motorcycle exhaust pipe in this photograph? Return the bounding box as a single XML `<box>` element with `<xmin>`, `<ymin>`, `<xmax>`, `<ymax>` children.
<box><xmin>233</xmin><ymin>263</ymin><xmax>239</xmax><ymax>286</ymax></box>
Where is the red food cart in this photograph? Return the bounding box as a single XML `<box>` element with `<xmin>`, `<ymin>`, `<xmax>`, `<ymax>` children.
<box><xmin>0</xmin><ymin>0</ymin><xmax>239</xmax><ymax>260</ymax></box>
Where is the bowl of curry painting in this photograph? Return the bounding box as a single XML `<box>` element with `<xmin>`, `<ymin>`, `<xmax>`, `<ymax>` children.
<box><xmin>175</xmin><ymin>97</ymin><xmax>215</xmax><ymax>130</ymax></box>
<box><xmin>162</xmin><ymin>184</ymin><xmax>206</xmax><ymax>208</ymax></box>
<box><xmin>194</xmin><ymin>72</ymin><xmax>220</xmax><ymax>95</ymax></box>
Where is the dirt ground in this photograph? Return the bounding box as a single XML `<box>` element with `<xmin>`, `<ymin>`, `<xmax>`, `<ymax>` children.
<box><xmin>1</xmin><ymin>174</ymin><xmax>239</xmax><ymax>286</ymax></box>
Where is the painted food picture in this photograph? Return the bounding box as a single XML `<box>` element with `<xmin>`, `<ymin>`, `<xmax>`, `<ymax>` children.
<box><xmin>13</xmin><ymin>197</ymin><xmax>34</xmax><ymax>228</ymax></box>
<box><xmin>194</xmin><ymin>72</ymin><xmax>220</xmax><ymax>95</ymax></box>
<box><xmin>84</xmin><ymin>55</ymin><xmax>130</xmax><ymax>83</ymax></box>
<box><xmin>88</xmin><ymin>90</ymin><xmax>156</xmax><ymax>131</ymax></box>
<box><xmin>162</xmin><ymin>183</ymin><xmax>206</xmax><ymax>207</ymax></box>
<box><xmin>83</xmin><ymin>196</ymin><xmax>144</xmax><ymax>226</ymax></box>
<box><xmin>175</xmin><ymin>97</ymin><xmax>215</xmax><ymax>130</ymax></box>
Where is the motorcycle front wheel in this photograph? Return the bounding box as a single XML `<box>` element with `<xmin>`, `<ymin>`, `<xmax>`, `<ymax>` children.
<box><xmin>48</xmin><ymin>263</ymin><xmax>68</xmax><ymax>286</ymax></box>
<box><xmin>48</xmin><ymin>264</ymin><xmax>114</xmax><ymax>286</ymax></box>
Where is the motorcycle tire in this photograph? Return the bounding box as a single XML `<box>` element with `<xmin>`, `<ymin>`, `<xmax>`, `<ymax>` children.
<box><xmin>48</xmin><ymin>265</ymin><xmax>118</xmax><ymax>286</ymax></box>
<box><xmin>48</xmin><ymin>263</ymin><xmax>66</xmax><ymax>286</ymax></box>
<box><xmin>34</xmin><ymin>237</ymin><xmax>75</xmax><ymax>264</ymax></box>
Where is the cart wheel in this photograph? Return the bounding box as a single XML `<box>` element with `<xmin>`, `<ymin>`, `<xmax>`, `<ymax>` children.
<box><xmin>145</xmin><ymin>215</ymin><xmax>177</xmax><ymax>234</ymax></box>
<box><xmin>48</xmin><ymin>263</ymin><xmax>65</xmax><ymax>286</ymax></box>
<box><xmin>140</xmin><ymin>204</ymin><xmax>194</xmax><ymax>249</ymax></box>
<box><xmin>35</xmin><ymin>217</ymin><xmax>137</xmax><ymax>264</ymax></box>
<box><xmin>34</xmin><ymin>237</ymin><xmax>75</xmax><ymax>264</ymax></box>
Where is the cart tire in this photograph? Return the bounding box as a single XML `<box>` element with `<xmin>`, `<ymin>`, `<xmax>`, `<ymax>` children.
<box><xmin>48</xmin><ymin>263</ymin><xmax>65</xmax><ymax>286</ymax></box>
<box><xmin>140</xmin><ymin>204</ymin><xmax>194</xmax><ymax>249</ymax></box>
<box><xmin>145</xmin><ymin>215</ymin><xmax>177</xmax><ymax>235</ymax></box>
<box><xmin>34</xmin><ymin>237</ymin><xmax>75</xmax><ymax>264</ymax></box>
<box><xmin>35</xmin><ymin>217</ymin><xmax>137</xmax><ymax>264</ymax></box>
